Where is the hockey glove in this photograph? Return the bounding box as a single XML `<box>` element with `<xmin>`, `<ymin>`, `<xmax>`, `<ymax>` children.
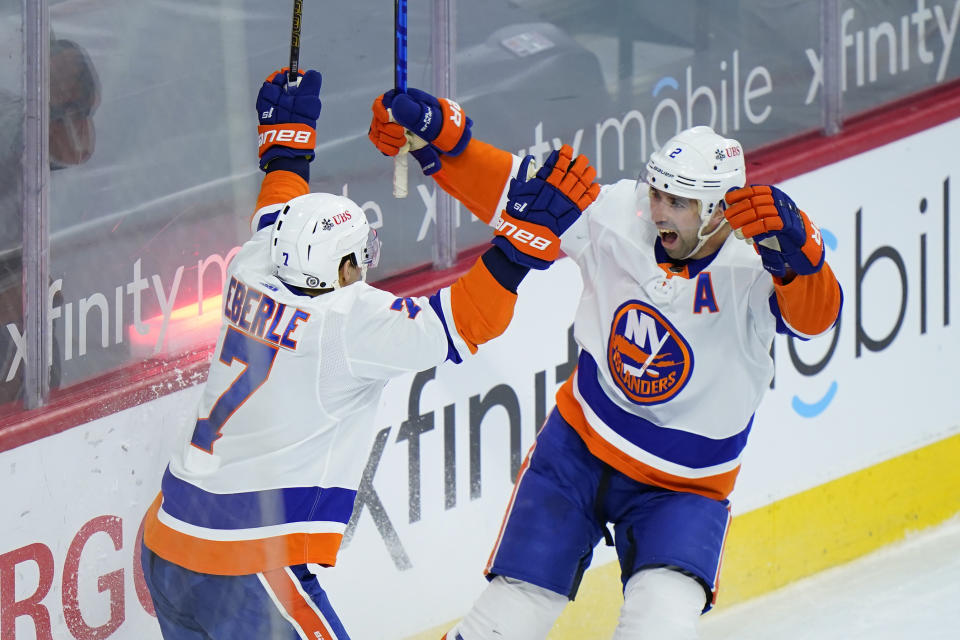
<box><xmin>256</xmin><ymin>68</ymin><xmax>322</xmax><ymax>171</ymax></box>
<box><xmin>724</xmin><ymin>185</ymin><xmax>825</xmax><ymax>278</ymax></box>
<box><xmin>368</xmin><ymin>92</ymin><xmax>438</xmax><ymax>174</ymax></box>
<box><xmin>367</xmin><ymin>89</ymin><xmax>472</xmax><ymax>176</ymax></box>
<box><xmin>492</xmin><ymin>144</ymin><xmax>600</xmax><ymax>270</ymax></box>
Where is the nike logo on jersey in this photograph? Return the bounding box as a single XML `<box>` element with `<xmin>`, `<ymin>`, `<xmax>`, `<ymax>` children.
<box><xmin>607</xmin><ymin>300</ymin><xmax>693</xmax><ymax>404</ymax></box>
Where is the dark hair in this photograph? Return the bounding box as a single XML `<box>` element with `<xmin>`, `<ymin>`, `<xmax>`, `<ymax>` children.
<box><xmin>50</xmin><ymin>39</ymin><xmax>100</xmax><ymax>120</ymax></box>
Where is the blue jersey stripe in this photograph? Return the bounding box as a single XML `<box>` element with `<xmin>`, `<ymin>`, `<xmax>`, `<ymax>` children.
<box><xmin>160</xmin><ymin>467</ymin><xmax>356</xmax><ymax>530</ymax></box>
<box><xmin>256</xmin><ymin>209</ymin><xmax>281</xmax><ymax>231</ymax></box>
<box><xmin>428</xmin><ymin>292</ymin><xmax>463</xmax><ymax>364</ymax></box>
<box><xmin>576</xmin><ymin>351</ymin><xmax>752</xmax><ymax>469</ymax></box>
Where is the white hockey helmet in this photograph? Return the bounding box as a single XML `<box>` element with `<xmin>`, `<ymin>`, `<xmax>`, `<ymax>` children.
<box><xmin>270</xmin><ymin>193</ymin><xmax>380</xmax><ymax>290</ymax></box>
<box><xmin>643</xmin><ymin>125</ymin><xmax>745</xmax><ymax>223</ymax></box>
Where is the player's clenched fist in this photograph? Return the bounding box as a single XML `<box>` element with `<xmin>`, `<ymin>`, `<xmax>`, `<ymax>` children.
<box><xmin>256</xmin><ymin>68</ymin><xmax>322</xmax><ymax>170</ymax></box>
<box><xmin>724</xmin><ymin>185</ymin><xmax>825</xmax><ymax>277</ymax></box>
<box><xmin>367</xmin><ymin>88</ymin><xmax>472</xmax><ymax>175</ymax></box>
<box><xmin>492</xmin><ymin>144</ymin><xmax>601</xmax><ymax>270</ymax></box>
<box><xmin>368</xmin><ymin>93</ymin><xmax>409</xmax><ymax>156</ymax></box>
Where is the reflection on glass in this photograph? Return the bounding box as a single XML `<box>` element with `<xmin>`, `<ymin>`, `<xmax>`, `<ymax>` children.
<box><xmin>0</xmin><ymin>4</ymin><xmax>24</xmax><ymax>408</ymax></box>
<box><xmin>15</xmin><ymin>0</ymin><xmax>955</xmax><ymax>399</ymax></box>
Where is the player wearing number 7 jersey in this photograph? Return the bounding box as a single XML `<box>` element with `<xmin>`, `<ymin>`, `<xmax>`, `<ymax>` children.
<box><xmin>139</xmin><ymin>68</ymin><xmax>599</xmax><ymax>640</ymax></box>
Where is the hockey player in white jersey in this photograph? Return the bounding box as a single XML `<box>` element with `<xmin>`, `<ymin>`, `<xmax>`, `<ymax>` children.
<box><xmin>139</xmin><ymin>69</ymin><xmax>600</xmax><ymax>640</ymax></box>
<box><xmin>369</xmin><ymin>91</ymin><xmax>842</xmax><ymax>639</ymax></box>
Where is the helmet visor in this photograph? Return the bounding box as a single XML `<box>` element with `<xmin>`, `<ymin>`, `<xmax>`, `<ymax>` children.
<box><xmin>362</xmin><ymin>228</ymin><xmax>381</xmax><ymax>269</ymax></box>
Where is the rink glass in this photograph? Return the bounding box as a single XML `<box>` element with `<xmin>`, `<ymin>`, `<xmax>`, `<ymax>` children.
<box><xmin>2</xmin><ymin>0</ymin><xmax>957</xmax><ymax>408</ymax></box>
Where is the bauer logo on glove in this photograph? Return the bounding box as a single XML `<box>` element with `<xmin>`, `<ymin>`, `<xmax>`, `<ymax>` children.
<box><xmin>492</xmin><ymin>144</ymin><xmax>601</xmax><ymax>270</ymax></box>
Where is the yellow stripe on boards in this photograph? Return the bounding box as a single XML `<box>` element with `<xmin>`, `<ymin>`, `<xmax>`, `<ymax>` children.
<box><xmin>721</xmin><ymin>430</ymin><xmax>960</xmax><ymax>604</ymax></box>
<box><xmin>405</xmin><ymin>431</ymin><xmax>960</xmax><ymax>639</ymax></box>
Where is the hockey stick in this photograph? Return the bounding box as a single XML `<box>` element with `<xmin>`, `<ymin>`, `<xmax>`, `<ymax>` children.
<box><xmin>392</xmin><ymin>0</ymin><xmax>409</xmax><ymax>198</ymax></box>
<box><xmin>288</xmin><ymin>0</ymin><xmax>303</xmax><ymax>86</ymax></box>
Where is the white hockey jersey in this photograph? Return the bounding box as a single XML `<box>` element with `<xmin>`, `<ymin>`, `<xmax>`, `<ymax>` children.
<box><xmin>144</xmin><ymin>170</ymin><xmax>524</xmax><ymax>575</ymax></box>
<box><xmin>431</xmin><ymin>139</ymin><xmax>842</xmax><ymax>501</ymax></box>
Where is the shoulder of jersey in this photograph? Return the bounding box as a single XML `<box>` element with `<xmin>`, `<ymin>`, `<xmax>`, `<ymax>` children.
<box><xmin>230</xmin><ymin>232</ymin><xmax>274</xmax><ymax>277</ymax></box>
<box><xmin>720</xmin><ymin>234</ymin><xmax>770</xmax><ymax>272</ymax></box>
<box><xmin>303</xmin><ymin>281</ymin><xmax>393</xmax><ymax>316</ymax></box>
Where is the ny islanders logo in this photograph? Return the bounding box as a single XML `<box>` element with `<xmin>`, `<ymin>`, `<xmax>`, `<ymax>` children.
<box><xmin>607</xmin><ymin>300</ymin><xmax>693</xmax><ymax>405</ymax></box>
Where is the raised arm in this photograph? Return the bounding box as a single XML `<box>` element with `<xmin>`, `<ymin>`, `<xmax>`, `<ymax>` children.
<box><xmin>347</xmin><ymin>143</ymin><xmax>600</xmax><ymax>377</ymax></box>
<box><xmin>724</xmin><ymin>185</ymin><xmax>842</xmax><ymax>337</ymax></box>
<box><xmin>249</xmin><ymin>68</ymin><xmax>321</xmax><ymax>232</ymax></box>
<box><xmin>368</xmin><ymin>89</ymin><xmax>522</xmax><ymax>225</ymax></box>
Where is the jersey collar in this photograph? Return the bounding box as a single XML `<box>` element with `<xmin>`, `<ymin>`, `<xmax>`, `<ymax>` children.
<box><xmin>654</xmin><ymin>237</ymin><xmax>721</xmax><ymax>279</ymax></box>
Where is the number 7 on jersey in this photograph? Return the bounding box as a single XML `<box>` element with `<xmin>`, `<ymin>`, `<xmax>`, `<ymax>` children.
<box><xmin>190</xmin><ymin>328</ymin><xmax>279</xmax><ymax>452</ymax></box>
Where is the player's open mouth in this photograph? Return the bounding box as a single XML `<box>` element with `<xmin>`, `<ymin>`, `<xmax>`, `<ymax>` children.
<box><xmin>658</xmin><ymin>229</ymin><xmax>678</xmax><ymax>246</ymax></box>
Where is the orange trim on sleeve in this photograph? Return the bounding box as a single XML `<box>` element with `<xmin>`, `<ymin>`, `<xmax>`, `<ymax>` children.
<box><xmin>449</xmin><ymin>256</ymin><xmax>518</xmax><ymax>354</ymax></box>
<box><xmin>773</xmin><ymin>261</ymin><xmax>842</xmax><ymax>336</ymax></box>
<box><xmin>261</xmin><ymin>567</ymin><xmax>335</xmax><ymax>640</ymax></box>
<box><xmin>433</xmin><ymin>138</ymin><xmax>515</xmax><ymax>224</ymax></box>
<box><xmin>254</xmin><ymin>170</ymin><xmax>310</xmax><ymax>214</ymax></box>
<box><xmin>555</xmin><ymin>377</ymin><xmax>740</xmax><ymax>501</ymax></box>
<box><xmin>142</xmin><ymin>494</ymin><xmax>343</xmax><ymax>576</ymax></box>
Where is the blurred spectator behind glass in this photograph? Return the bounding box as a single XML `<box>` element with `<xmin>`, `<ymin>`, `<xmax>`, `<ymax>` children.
<box><xmin>0</xmin><ymin>37</ymin><xmax>100</xmax><ymax>407</ymax></box>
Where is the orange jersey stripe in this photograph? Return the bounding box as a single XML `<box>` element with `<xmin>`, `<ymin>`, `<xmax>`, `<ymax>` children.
<box><xmin>434</xmin><ymin>138</ymin><xmax>515</xmax><ymax>224</ymax></box>
<box><xmin>142</xmin><ymin>494</ymin><xmax>343</xmax><ymax>576</ymax></box>
<box><xmin>449</xmin><ymin>256</ymin><xmax>518</xmax><ymax>354</ymax></box>
<box><xmin>261</xmin><ymin>567</ymin><xmax>335</xmax><ymax>640</ymax></box>
<box><xmin>554</xmin><ymin>377</ymin><xmax>740</xmax><ymax>501</ymax></box>
<box><xmin>254</xmin><ymin>169</ymin><xmax>310</xmax><ymax>215</ymax></box>
<box><xmin>773</xmin><ymin>261</ymin><xmax>842</xmax><ymax>336</ymax></box>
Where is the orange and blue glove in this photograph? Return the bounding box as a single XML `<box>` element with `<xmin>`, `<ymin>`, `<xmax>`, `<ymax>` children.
<box><xmin>493</xmin><ymin>144</ymin><xmax>601</xmax><ymax>270</ymax></box>
<box><xmin>724</xmin><ymin>185</ymin><xmax>825</xmax><ymax>278</ymax></box>
<box><xmin>368</xmin><ymin>88</ymin><xmax>472</xmax><ymax>175</ymax></box>
<box><xmin>256</xmin><ymin>68</ymin><xmax>322</xmax><ymax>171</ymax></box>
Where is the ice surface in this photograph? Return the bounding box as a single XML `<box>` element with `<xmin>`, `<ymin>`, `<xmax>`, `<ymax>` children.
<box><xmin>699</xmin><ymin>517</ymin><xmax>960</xmax><ymax>639</ymax></box>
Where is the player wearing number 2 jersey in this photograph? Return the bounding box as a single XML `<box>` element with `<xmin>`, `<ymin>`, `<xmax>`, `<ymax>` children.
<box><xmin>369</xmin><ymin>88</ymin><xmax>843</xmax><ymax>639</ymax></box>
<box><xmin>139</xmin><ymin>69</ymin><xmax>599</xmax><ymax>640</ymax></box>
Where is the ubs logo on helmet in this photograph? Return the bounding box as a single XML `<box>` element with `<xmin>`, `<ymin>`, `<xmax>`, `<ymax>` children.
<box><xmin>607</xmin><ymin>300</ymin><xmax>693</xmax><ymax>405</ymax></box>
<box><xmin>332</xmin><ymin>210</ymin><xmax>353</xmax><ymax>225</ymax></box>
